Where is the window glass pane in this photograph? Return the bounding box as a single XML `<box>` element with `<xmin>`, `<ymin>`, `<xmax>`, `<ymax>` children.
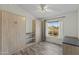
<box><xmin>47</xmin><ymin>21</ymin><xmax>59</xmax><ymax>37</ymax></box>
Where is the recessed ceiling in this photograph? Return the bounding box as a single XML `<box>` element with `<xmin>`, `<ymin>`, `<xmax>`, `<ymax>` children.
<box><xmin>18</xmin><ymin>4</ymin><xmax>79</xmax><ymax>19</ymax></box>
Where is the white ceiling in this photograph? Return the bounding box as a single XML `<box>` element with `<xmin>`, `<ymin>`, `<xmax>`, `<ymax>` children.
<box><xmin>18</xmin><ymin>4</ymin><xmax>79</xmax><ymax>19</ymax></box>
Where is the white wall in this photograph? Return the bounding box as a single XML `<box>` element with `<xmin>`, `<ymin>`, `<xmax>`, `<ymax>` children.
<box><xmin>0</xmin><ymin>4</ymin><xmax>36</xmax><ymax>33</ymax></box>
<box><xmin>63</xmin><ymin>11</ymin><xmax>78</xmax><ymax>38</ymax></box>
<box><xmin>46</xmin><ymin>11</ymin><xmax>78</xmax><ymax>44</ymax></box>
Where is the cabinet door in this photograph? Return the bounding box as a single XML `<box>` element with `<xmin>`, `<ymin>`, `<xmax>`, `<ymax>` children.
<box><xmin>71</xmin><ymin>45</ymin><xmax>79</xmax><ymax>55</ymax></box>
<box><xmin>63</xmin><ymin>44</ymin><xmax>72</xmax><ymax>55</ymax></box>
<box><xmin>7</xmin><ymin>12</ymin><xmax>18</xmax><ymax>52</ymax></box>
<box><xmin>2</xmin><ymin>11</ymin><xmax>17</xmax><ymax>53</ymax></box>
<box><xmin>2</xmin><ymin>11</ymin><xmax>26</xmax><ymax>54</ymax></box>
<box><xmin>63</xmin><ymin>44</ymin><xmax>79</xmax><ymax>55</ymax></box>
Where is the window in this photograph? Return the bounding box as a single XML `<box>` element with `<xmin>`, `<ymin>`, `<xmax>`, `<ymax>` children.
<box><xmin>47</xmin><ymin>21</ymin><xmax>60</xmax><ymax>37</ymax></box>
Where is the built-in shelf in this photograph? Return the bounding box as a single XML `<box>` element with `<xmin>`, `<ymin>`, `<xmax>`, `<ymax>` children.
<box><xmin>26</xmin><ymin>32</ymin><xmax>35</xmax><ymax>35</ymax></box>
<box><xmin>25</xmin><ymin>32</ymin><xmax>35</xmax><ymax>43</ymax></box>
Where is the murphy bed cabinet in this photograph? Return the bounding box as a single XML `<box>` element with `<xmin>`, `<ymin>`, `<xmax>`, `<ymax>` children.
<box><xmin>0</xmin><ymin>11</ymin><xmax>26</xmax><ymax>55</ymax></box>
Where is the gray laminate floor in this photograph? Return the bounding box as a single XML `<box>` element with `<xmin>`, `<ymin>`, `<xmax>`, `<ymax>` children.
<box><xmin>13</xmin><ymin>42</ymin><xmax>63</xmax><ymax>55</ymax></box>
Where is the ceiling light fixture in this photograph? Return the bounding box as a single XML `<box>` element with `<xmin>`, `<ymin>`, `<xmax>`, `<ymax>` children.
<box><xmin>39</xmin><ymin>4</ymin><xmax>47</xmax><ymax>20</ymax></box>
<box><xmin>39</xmin><ymin>4</ymin><xmax>52</xmax><ymax>20</ymax></box>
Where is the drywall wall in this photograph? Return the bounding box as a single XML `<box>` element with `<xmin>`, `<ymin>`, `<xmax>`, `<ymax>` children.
<box><xmin>46</xmin><ymin>11</ymin><xmax>78</xmax><ymax>44</ymax></box>
<box><xmin>0</xmin><ymin>4</ymin><xmax>35</xmax><ymax>33</ymax></box>
<box><xmin>63</xmin><ymin>11</ymin><xmax>78</xmax><ymax>38</ymax></box>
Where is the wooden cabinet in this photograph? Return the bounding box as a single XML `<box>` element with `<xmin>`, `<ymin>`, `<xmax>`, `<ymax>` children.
<box><xmin>0</xmin><ymin>11</ymin><xmax>26</xmax><ymax>54</ymax></box>
<box><xmin>63</xmin><ymin>44</ymin><xmax>79</xmax><ymax>55</ymax></box>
